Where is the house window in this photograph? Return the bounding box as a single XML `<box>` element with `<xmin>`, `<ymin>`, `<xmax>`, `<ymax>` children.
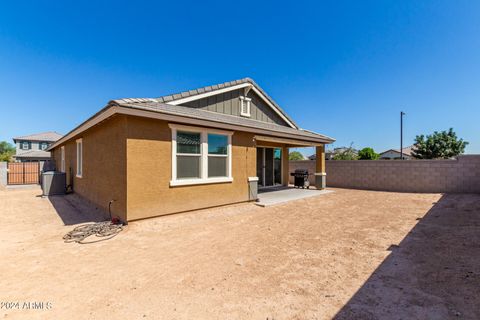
<box><xmin>176</xmin><ymin>131</ymin><xmax>201</xmax><ymax>179</ymax></box>
<box><xmin>40</xmin><ymin>142</ymin><xmax>49</xmax><ymax>150</ymax></box>
<box><xmin>240</xmin><ymin>96</ymin><xmax>251</xmax><ymax>117</ymax></box>
<box><xmin>169</xmin><ymin>124</ymin><xmax>233</xmax><ymax>186</ymax></box>
<box><xmin>60</xmin><ymin>146</ymin><xmax>65</xmax><ymax>173</ymax></box>
<box><xmin>21</xmin><ymin>141</ymin><xmax>30</xmax><ymax>150</ymax></box>
<box><xmin>76</xmin><ymin>139</ymin><xmax>82</xmax><ymax>178</ymax></box>
<box><xmin>208</xmin><ymin>134</ymin><xmax>228</xmax><ymax>177</ymax></box>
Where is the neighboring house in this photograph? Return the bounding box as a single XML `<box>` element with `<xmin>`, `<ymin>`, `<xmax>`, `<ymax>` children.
<box><xmin>379</xmin><ymin>146</ymin><xmax>414</xmax><ymax>160</ymax></box>
<box><xmin>48</xmin><ymin>78</ymin><xmax>335</xmax><ymax>222</ymax></box>
<box><xmin>13</xmin><ymin>131</ymin><xmax>63</xmax><ymax>162</ymax></box>
<box><xmin>309</xmin><ymin>147</ymin><xmax>357</xmax><ymax>160</ymax></box>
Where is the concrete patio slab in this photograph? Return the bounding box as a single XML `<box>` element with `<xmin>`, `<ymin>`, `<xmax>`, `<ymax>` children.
<box><xmin>255</xmin><ymin>187</ymin><xmax>333</xmax><ymax>207</ymax></box>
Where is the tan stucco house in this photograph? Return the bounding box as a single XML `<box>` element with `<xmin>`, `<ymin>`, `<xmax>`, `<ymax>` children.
<box><xmin>48</xmin><ymin>78</ymin><xmax>335</xmax><ymax>222</ymax></box>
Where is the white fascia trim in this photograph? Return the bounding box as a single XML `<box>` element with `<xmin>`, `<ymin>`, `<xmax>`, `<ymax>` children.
<box><xmin>167</xmin><ymin>82</ymin><xmax>297</xmax><ymax>129</ymax></box>
<box><xmin>170</xmin><ymin>177</ymin><xmax>233</xmax><ymax>187</ymax></box>
<box><xmin>168</xmin><ymin>83</ymin><xmax>251</xmax><ymax>105</ymax></box>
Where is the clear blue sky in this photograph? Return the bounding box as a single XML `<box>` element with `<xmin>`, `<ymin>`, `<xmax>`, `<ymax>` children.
<box><xmin>1</xmin><ymin>1</ymin><xmax>479</xmax><ymax>155</ymax></box>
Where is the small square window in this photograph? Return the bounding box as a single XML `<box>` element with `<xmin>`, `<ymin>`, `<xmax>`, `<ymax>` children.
<box><xmin>240</xmin><ymin>96</ymin><xmax>251</xmax><ymax>117</ymax></box>
<box><xmin>40</xmin><ymin>142</ymin><xmax>49</xmax><ymax>150</ymax></box>
<box><xmin>21</xmin><ymin>141</ymin><xmax>30</xmax><ymax>150</ymax></box>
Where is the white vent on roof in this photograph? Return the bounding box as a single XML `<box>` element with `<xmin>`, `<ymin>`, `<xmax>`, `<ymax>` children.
<box><xmin>240</xmin><ymin>96</ymin><xmax>251</xmax><ymax>117</ymax></box>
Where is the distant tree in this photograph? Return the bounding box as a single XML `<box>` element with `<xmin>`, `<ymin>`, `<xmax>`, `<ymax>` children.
<box><xmin>0</xmin><ymin>141</ymin><xmax>15</xmax><ymax>162</ymax></box>
<box><xmin>358</xmin><ymin>147</ymin><xmax>379</xmax><ymax>160</ymax></box>
<box><xmin>333</xmin><ymin>143</ymin><xmax>358</xmax><ymax>160</ymax></box>
<box><xmin>412</xmin><ymin>128</ymin><xmax>468</xmax><ymax>159</ymax></box>
<box><xmin>289</xmin><ymin>151</ymin><xmax>305</xmax><ymax>161</ymax></box>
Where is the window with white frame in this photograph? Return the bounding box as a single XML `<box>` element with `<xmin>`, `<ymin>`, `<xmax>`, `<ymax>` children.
<box><xmin>76</xmin><ymin>139</ymin><xmax>82</xmax><ymax>178</ymax></box>
<box><xmin>208</xmin><ymin>134</ymin><xmax>228</xmax><ymax>177</ymax></box>
<box><xmin>240</xmin><ymin>96</ymin><xmax>251</xmax><ymax>117</ymax></box>
<box><xmin>40</xmin><ymin>142</ymin><xmax>49</xmax><ymax>150</ymax></box>
<box><xmin>170</xmin><ymin>124</ymin><xmax>232</xmax><ymax>186</ymax></box>
<box><xmin>60</xmin><ymin>146</ymin><xmax>65</xmax><ymax>173</ymax></box>
<box><xmin>21</xmin><ymin>141</ymin><xmax>30</xmax><ymax>150</ymax></box>
<box><xmin>176</xmin><ymin>131</ymin><xmax>201</xmax><ymax>179</ymax></box>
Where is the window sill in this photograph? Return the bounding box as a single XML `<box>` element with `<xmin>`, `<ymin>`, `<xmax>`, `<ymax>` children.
<box><xmin>170</xmin><ymin>177</ymin><xmax>233</xmax><ymax>187</ymax></box>
<box><xmin>76</xmin><ymin>175</ymin><xmax>82</xmax><ymax>178</ymax></box>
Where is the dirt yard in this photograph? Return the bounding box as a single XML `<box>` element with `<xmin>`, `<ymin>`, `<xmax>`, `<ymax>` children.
<box><xmin>0</xmin><ymin>187</ymin><xmax>479</xmax><ymax>319</ymax></box>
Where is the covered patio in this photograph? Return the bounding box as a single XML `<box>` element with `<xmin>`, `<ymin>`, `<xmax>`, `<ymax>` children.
<box><xmin>253</xmin><ymin>135</ymin><xmax>327</xmax><ymax>192</ymax></box>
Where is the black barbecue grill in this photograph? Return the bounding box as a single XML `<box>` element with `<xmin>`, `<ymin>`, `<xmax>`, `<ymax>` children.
<box><xmin>290</xmin><ymin>169</ymin><xmax>310</xmax><ymax>188</ymax></box>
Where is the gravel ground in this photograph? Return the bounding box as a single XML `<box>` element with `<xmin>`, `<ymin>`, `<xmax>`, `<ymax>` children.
<box><xmin>0</xmin><ymin>186</ymin><xmax>479</xmax><ymax>319</ymax></box>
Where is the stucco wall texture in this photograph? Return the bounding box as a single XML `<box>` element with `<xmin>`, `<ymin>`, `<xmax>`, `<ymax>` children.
<box><xmin>290</xmin><ymin>156</ymin><xmax>480</xmax><ymax>193</ymax></box>
<box><xmin>52</xmin><ymin>115</ymin><xmax>128</xmax><ymax>221</ymax></box>
<box><xmin>53</xmin><ymin>115</ymin><xmax>276</xmax><ymax>221</ymax></box>
<box><xmin>125</xmin><ymin>116</ymin><xmax>257</xmax><ymax>220</ymax></box>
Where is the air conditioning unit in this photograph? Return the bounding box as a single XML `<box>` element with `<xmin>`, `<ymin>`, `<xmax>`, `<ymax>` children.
<box><xmin>41</xmin><ymin>171</ymin><xmax>66</xmax><ymax>196</ymax></box>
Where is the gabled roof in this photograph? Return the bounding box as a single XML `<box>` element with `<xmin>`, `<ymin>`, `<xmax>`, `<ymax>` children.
<box><xmin>48</xmin><ymin>78</ymin><xmax>335</xmax><ymax>151</ymax></box>
<box><xmin>114</xmin><ymin>100</ymin><xmax>334</xmax><ymax>142</ymax></box>
<box><xmin>13</xmin><ymin>131</ymin><xmax>62</xmax><ymax>142</ymax></box>
<box><xmin>114</xmin><ymin>78</ymin><xmax>298</xmax><ymax>129</ymax></box>
<box><xmin>380</xmin><ymin>146</ymin><xmax>414</xmax><ymax>156</ymax></box>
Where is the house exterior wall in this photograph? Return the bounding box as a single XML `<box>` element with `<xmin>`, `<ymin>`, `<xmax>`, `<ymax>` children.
<box><xmin>52</xmin><ymin>115</ymin><xmax>128</xmax><ymax>221</ymax></box>
<box><xmin>182</xmin><ymin>89</ymin><xmax>289</xmax><ymax>126</ymax></box>
<box><xmin>50</xmin><ymin>114</ymin><xmax>312</xmax><ymax>222</ymax></box>
<box><xmin>289</xmin><ymin>156</ymin><xmax>480</xmax><ymax>193</ymax></box>
<box><xmin>15</xmin><ymin>141</ymin><xmax>52</xmax><ymax>155</ymax></box>
<box><xmin>125</xmin><ymin>116</ymin><xmax>257</xmax><ymax>221</ymax></box>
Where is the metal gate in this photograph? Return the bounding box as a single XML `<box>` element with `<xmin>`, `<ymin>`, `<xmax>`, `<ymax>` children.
<box><xmin>7</xmin><ymin>162</ymin><xmax>40</xmax><ymax>185</ymax></box>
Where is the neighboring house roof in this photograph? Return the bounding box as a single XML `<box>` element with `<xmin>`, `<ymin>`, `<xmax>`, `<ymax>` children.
<box><xmin>380</xmin><ymin>146</ymin><xmax>414</xmax><ymax>157</ymax></box>
<box><xmin>115</xmin><ymin>78</ymin><xmax>298</xmax><ymax>129</ymax></box>
<box><xmin>13</xmin><ymin>131</ymin><xmax>63</xmax><ymax>142</ymax></box>
<box><xmin>308</xmin><ymin>147</ymin><xmax>355</xmax><ymax>160</ymax></box>
<box><xmin>13</xmin><ymin>150</ymin><xmax>51</xmax><ymax>158</ymax></box>
<box><xmin>48</xmin><ymin>78</ymin><xmax>335</xmax><ymax>151</ymax></box>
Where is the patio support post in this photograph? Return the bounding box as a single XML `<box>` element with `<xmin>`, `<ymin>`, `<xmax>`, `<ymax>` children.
<box><xmin>282</xmin><ymin>146</ymin><xmax>289</xmax><ymax>186</ymax></box>
<box><xmin>315</xmin><ymin>145</ymin><xmax>326</xmax><ymax>189</ymax></box>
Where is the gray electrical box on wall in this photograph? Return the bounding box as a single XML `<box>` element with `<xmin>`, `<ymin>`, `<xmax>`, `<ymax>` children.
<box><xmin>41</xmin><ymin>171</ymin><xmax>66</xmax><ymax>196</ymax></box>
<box><xmin>248</xmin><ymin>177</ymin><xmax>258</xmax><ymax>201</ymax></box>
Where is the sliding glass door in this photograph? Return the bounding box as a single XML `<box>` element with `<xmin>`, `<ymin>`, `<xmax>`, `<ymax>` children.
<box><xmin>257</xmin><ymin>147</ymin><xmax>282</xmax><ymax>188</ymax></box>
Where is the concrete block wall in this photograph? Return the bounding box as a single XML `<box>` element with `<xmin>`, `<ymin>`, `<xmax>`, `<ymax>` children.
<box><xmin>289</xmin><ymin>155</ymin><xmax>480</xmax><ymax>193</ymax></box>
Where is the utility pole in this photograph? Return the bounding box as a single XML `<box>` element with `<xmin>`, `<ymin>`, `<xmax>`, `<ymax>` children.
<box><xmin>400</xmin><ymin>111</ymin><xmax>406</xmax><ymax>160</ymax></box>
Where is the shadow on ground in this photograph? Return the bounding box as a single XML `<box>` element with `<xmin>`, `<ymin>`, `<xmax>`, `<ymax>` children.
<box><xmin>48</xmin><ymin>193</ymin><xmax>109</xmax><ymax>225</ymax></box>
<box><xmin>334</xmin><ymin>193</ymin><xmax>480</xmax><ymax>319</ymax></box>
